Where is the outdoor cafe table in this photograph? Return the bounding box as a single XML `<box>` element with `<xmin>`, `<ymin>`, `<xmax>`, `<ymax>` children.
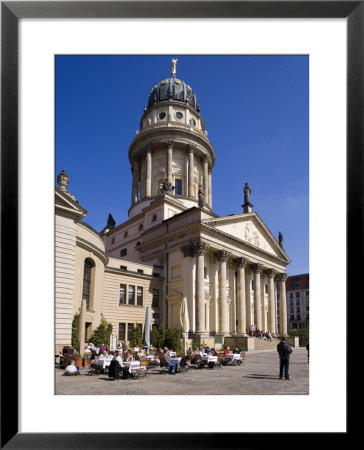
<box><xmin>201</xmin><ymin>355</ymin><xmax>218</xmax><ymax>364</ymax></box>
<box><xmin>224</xmin><ymin>353</ymin><xmax>242</xmax><ymax>362</ymax></box>
<box><xmin>95</xmin><ymin>358</ymin><xmax>112</xmax><ymax>369</ymax></box>
<box><xmin>123</xmin><ymin>361</ymin><xmax>141</xmax><ymax>374</ymax></box>
<box><xmin>169</xmin><ymin>351</ymin><xmax>177</xmax><ymax>357</ymax></box>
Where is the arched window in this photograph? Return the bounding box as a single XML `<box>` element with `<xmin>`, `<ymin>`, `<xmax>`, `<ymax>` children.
<box><xmin>82</xmin><ymin>258</ymin><xmax>95</xmax><ymax>310</ymax></box>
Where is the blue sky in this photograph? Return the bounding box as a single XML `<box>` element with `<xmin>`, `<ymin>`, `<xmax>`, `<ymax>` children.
<box><xmin>56</xmin><ymin>55</ymin><xmax>309</xmax><ymax>276</ymax></box>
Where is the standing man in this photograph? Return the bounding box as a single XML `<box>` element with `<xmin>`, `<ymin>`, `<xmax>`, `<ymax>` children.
<box><xmin>277</xmin><ymin>337</ymin><xmax>292</xmax><ymax>380</ymax></box>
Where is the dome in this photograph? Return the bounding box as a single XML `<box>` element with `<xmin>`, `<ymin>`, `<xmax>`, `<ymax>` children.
<box><xmin>147</xmin><ymin>76</ymin><xmax>199</xmax><ymax>112</ymax></box>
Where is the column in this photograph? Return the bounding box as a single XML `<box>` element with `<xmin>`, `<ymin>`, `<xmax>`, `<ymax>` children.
<box><xmin>267</xmin><ymin>269</ymin><xmax>277</xmax><ymax>336</ymax></box>
<box><xmin>235</xmin><ymin>257</ymin><xmax>248</xmax><ymax>336</ymax></box>
<box><xmin>188</xmin><ymin>144</ymin><xmax>195</xmax><ymax>198</ymax></box>
<box><xmin>203</xmin><ymin>156</ymin><xmax>209</xmax><ymax>204</ymax></box>
<box><xmin>192</xmin><ymin>240</ymin><xmax>208</xmax><ymax>334</ymax></box>
<box><xmin>181</xmin><ymin>243</ymin><xmax>195</xmax><ymax>334</ymax></box>
<box><xmin>208</xmin><ymin>169</ymin><xmax>212</xmax><ymax>208</ymax></box>
<box><xmin>211</xmin><ymin>264</ymin><xmax>218</xmax><ymax>334</ymax></box>
<box><xmin>145</xmin><ymin>146</ymin><xmax>152</xmax><ymax>198</ymax></box>
<box><xmin>131</xmin><ymin>160</ymin><xmax>139</xmax><ymax>204</ymax></box>
<box><xmin>166</xmin><ymin>140</ymin><xmax>173</xmax><ymax>185</ymax></box>
<box><xmin>215</xmin><ymin>250</ymin><xmax>230</xmax><ymax>335</ymax></box>
<box><xmin>245</xmin><ymin>267</ymin><xmax>253</xmax><ymax>330</ymax></box>
<box><xmin>261</xmin><ymin>276</ymin><xmax>267</xmax><ymax>332</ymax></box>
<box><xmin>158</xmin><ymin>254</ymin><xmax>167</xmax><ymax>327</ymax></box>
<box><xmin>279</xmin><ymin>273</ymin><xmax>288</xmax><ymax>336</ymax></box>
<box><xmin>184</xmin><ymin>150</ymin><xmax>189</xmax><ymax>197</ymax></box>
<box><xmin>78</xmin><ymin>298</ymin><xmax>86</xmax><ymax>353</ymax></box>
<box><xmin>253</xmin><ymin>263</ymin><xmax>264</xmax><ymax>331</ymax></box>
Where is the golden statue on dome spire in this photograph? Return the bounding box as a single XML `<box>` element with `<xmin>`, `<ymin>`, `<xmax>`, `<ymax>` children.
<box><xmin>171</xmin><ymin>58</ymin><xmax>178</xmax><ymax>77</ymax></box>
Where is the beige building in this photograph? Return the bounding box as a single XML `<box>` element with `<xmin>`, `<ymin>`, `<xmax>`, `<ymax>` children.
<box><xmin>55</xmin><ymin>61</ymin><xmax>290</xmax><ymax>353</ymax></box>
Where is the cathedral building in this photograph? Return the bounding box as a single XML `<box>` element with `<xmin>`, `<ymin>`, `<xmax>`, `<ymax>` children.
<box><xmin>55</xmin><ymin>60</ymin><xmax>291</xmax><ymax>354</ymax></box>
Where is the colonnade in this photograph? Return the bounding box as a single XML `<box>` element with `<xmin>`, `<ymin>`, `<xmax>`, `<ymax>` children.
<box><xmin>178</xmin><ymin>240</ymin><xmax>288</xmax><ymax>337</ymax></box>
<box><xmin>131</xmin><ymin>141</ymin><xmax>212</xmax><ymax>207</ymax></box>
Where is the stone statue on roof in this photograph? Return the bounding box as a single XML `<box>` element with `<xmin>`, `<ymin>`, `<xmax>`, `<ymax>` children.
<box><xmin>198</xmin><ymin>184</ymin><xmax>205</xmax><ymax>207</ymax></box>
<box><xmin>161</xmin><ymin>177</ymin><xmax>174</xmax><ymax>194</ymax></box>
<box><xmin>244</xmin><ymin>182</ymin><xmax>252</xmax><ymax>204</ymax></box>
<box><xmin>278</xmin><ymin>231</ymin><xmax>284</xmax><ymax>248</ymax></box>
<box><xmin>171</xmin><ymin>58</ymin><xmax>178</xmax><ymax>76</ymax></box>
<box><xmin>107</xmin><ymin>213</ymin><xmax>116</xmax><ymax>229</ymax></box>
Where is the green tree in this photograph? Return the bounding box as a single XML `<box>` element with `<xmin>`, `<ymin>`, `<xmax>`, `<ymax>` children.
<box><xmin>288</xmin><ymin>328</ymin><xmax>309</xmax><ymax>347</ymax></box>
<box><xmin>150</xmin><ymin>325</ymin><xmax>163</xmax><ymax>349</ymax></box>
<box><xmin>128</xmin><ymin>326</ymin><xmax>143</xmax><ymax>348</ymax></box>
<box><xmin>164</xmin><ymin>327</ymin><xmax>182</xmax><ymax>351</ymax></box>
<box><xmin>71</xmin><ymin>313</ymin><xmax>80</xmax><ymax>349</ymax></box>
<box><xmin>91</xmin><ymin>318</ymin><xmax>113</xmax><ymax>348</ymax></box>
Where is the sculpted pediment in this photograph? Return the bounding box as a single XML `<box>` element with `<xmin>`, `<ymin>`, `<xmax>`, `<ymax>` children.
<box><xmin>55</xmin><ymin>188</ymin><xmax>87</xmax><ymax>220</ymax></box>
<box><xmin>202</xmin><ymin>213</ymin><xmax>287</xmax><ymax>260</ymax></box>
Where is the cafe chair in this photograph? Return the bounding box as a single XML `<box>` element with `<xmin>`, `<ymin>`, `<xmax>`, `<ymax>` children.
<box><xmin>158</xmin><ymin>355</ymin><xmax>169</xmax><ymax>374</ymax></box>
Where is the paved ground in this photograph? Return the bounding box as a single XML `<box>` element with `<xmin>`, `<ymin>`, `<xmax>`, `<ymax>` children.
<box><xmin>55</xmin><ymin>347</ymin><xmax>309</xmax><ymax>395</ymax></box>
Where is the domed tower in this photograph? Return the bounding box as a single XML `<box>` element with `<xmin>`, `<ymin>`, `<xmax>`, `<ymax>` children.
<box><xmin>128</xmin><ymin>59</ymin><xmax>215</xmax><ymax>218</ymax></box>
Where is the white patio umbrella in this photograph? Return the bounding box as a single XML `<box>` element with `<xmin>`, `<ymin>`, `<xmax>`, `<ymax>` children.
<box><xmin>180</xmin><ymin>297</ymin><xmax>189</xmax><ymax>333</ymax></box>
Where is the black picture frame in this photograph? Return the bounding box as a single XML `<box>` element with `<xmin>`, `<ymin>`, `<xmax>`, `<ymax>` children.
<box><xmin>1</xmin><ymin>1</ymin><xmax>356</xmax><ymax>448</ymax></box>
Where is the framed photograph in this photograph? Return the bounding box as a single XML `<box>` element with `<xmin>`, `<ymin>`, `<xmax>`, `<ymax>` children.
<box><xmin>2</xmin><ymin>0</ymin><xmax>357</xmax><ymax>447</ymax></box>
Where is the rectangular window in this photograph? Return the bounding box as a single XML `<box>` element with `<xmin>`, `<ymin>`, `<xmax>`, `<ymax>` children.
<box><xmin>119</xmin><ymin>284</ymin><xmax>126</xmax><ymax>304</ymax></box>
<box><xmin>152</xmin><ymin>289</ymin><xmax>160</xmax><ymax>308</ymax></box>
<box><xmin>127</xmin><ymin>323</ymin><xmax>134</xmax><ymax>340</ymax></box>
<box><xmin>128</xmin><ymin>285</ymin><xmax>135</xmax><ymax>305</ymax></box>
<box><xmin>153</xmin><ymin>272</ymin><xmax>160</xmax><ymax>277</ymax></box>
<box><xmin>120</xmin><ymin>265</ymin><xmax>127</xmax><ymax>271</ymax></box>
<box><xmin>296</xmin><ymin>292</ymin><xmax>300</xmax><ymax>298</ymax></box>
<box><xmin>137</xmin><ymin>323</ymin><xmax>143</xmax><ymax>335</ymax></box>
<box><xmin>118</xmin><ymin>323</ymin><xmax>126</xmax><ymax>341</ymax></box>
<box><xmin>137</xmin><ymin>269</ymin><xmax>144</xmax><ymax>274</ymax></box>
<box><xmin>137</xmin><ymin>286</ymin><xmax>143</xmax><ymax>306</ymax></box>
<box><xmin>289</xmin><ymin>292</ymin><xmax>293</xmax><ymax>299</ymax></box>
<box><xmin>120</xmin><ymin>248</ymin><xmax>127</xmax><ymax>257</ymax></box>
<box><xmin>175</xmin><ymin>179</ymin><xmax>182</xmax><ymax>196</ymax></box>
<box><xmin>306</xmin><ymin>290</ymin><xmax>309</xmax><ymax>296</ymax></box>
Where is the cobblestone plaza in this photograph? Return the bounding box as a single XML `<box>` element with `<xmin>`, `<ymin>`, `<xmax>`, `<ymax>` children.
<box><xmin>56</xmin><ymin>348</ymin><xmax>308</xmax><ymax>395</ymax></box>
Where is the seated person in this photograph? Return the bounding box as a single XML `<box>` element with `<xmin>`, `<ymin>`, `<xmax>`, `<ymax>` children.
<box><xmin>163</xmin><ymin>349</ymin><xmax>177</xmax><ymax>374</ymax></box>
<box><xmin>180</xmin><ymin>355</ymin><xmax>191</xmax><ymax>368</ymax></box>
<box><xmin>205</xmin><ymin>347</ymin><xmax>212</xmax><ymax>354</ymax></box>
<box><xmin>99</xmin><ymin>350</ymin><xmax>110</xmax><ymax>359</ymax></box>
<box><xmin>211</xmin><ymin>348</ymin><xmax>218</xmax><ymax>356</ymax></box>
<box><xmin>232</xmin><ymin>346</ymin><xmax>240</xmax><ymax>354</ymax></box>
<box><xmin>124</xmin><ymin>351</ymin><xmax>133</xmax><ymax>362</ymax></box>
<box><xmin>108</xmin><ymin>350</ymin><xmax>124</xmax><ymax>379</ymax></box>
<box><xmin>224</xmin><ymin>347</ymin><xmax>230</xmax><ymax>355</ymax></box>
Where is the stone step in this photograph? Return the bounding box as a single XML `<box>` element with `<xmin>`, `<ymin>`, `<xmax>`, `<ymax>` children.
<box><xmin>253</xmin><ymin>338</ymin><xmax>279</xmax><ymax>351</ymax></box>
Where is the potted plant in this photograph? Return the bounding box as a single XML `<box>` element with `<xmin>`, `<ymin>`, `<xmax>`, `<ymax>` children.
<box><xmin>74</xmin><ymin>352</ymin><xmax>82</xmax><ymax>367</ymax></box>
<box><xmin>82</xmin><ymin>352</ymin><xmax>90</xmax><ymax>367</ymax></box>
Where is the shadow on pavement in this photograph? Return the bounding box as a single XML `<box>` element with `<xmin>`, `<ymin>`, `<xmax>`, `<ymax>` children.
<box><xmin>243</xmin><ymin>374</ymin><xmax>279</xmax><ymax>380</ymax></box>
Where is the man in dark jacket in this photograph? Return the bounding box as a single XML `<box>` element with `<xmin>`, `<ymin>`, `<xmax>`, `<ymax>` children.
<box><xmin>277</xmin><ymin>337</ymin><xmax>292</xmax><ymax>380</ymax></box>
